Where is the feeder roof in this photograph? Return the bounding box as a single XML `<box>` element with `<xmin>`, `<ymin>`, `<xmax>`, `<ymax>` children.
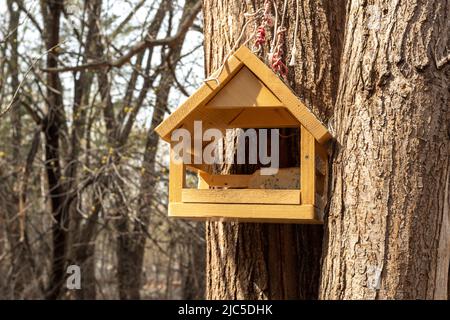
<box><xmin>155</xmin><ymin>46</ymin><xmax>331</xmax><ymax>144</ymax></box>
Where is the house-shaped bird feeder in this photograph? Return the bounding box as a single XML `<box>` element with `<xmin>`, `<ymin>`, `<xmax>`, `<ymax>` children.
<box><xmin>155</xmin><ymin>46</ymin><xmax>332</xmax><ymax>223</ymax></box>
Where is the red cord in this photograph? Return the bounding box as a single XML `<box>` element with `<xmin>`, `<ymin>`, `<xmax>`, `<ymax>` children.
<box><xmin>253</xmin><ymin>0</ymin><xmax>273</xmax><ymax>51</ymax></box>
<box><xmin>271</xmin><ymin>27</ymin><xmax>288</xmax><ymax>79</ymax></box>
<box><xmin>254</xmin><ymin>26</ymin><xmax>266</xmax><ymax>51</ymax></box>
<box><xmin>271</xmin><ymin>50</ymin><xmax>288</xmax><ymax>79</ymax></box>
<box><xmin>252</xmin><ymin>1</ymin><xmax>288</xmax><ymax>79</ymax></box>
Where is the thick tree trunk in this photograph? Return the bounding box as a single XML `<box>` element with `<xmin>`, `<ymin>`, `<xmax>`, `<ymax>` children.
<box><xmin>320</xmin><ymin>0</ymin><xmax>449</xmax><ymax>299</ymax></box>
<box><xmin>203</xmin><ymin>0</ymin><xmax>345</xmax><ymax>299</ymax></box>
<box><xmin>203</xmin><ymin>0</ymin><xmax>448</xmax><ymax>300</ymax></box>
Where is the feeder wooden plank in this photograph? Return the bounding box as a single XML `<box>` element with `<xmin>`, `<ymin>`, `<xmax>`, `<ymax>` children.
<box><xmin>186</xmin><ymin>163</ymin><xmax>210</xmax><ymax>173</ymax></box>
<box><xmin>301</xmin><ymin>126</ymin><xmax>316</xmax><ymax>205</ymax></box>
<box><xmin>227</xmin><ymin>107</ymin><xmax>298</xmax><ymax>128</ymax></box>
<box><xmin>198</xmin><ymin>167</ymin><xmax>300</xmax><ymax>189</ymax></box>
<box><xmin>168</xmin><ymin>203</ymin><xmax>322</xmax><ymax>224</ymax></box>
<box><xmin>181</xmin><ymin>189</ymin><xmax>301</xmax><ymax>204</ymax></box>
<box><xmin>316</xmin><ymin>172</ymin><xmax>325</xmax><ymax>195</ymax></box>
<box><xmin>206</xmin><ymin>67</ymin><xmax>284</xmax><ymax>108</ymax></box>
<box><xmin>198</xmin><ymin>172</ymin><xmax>210</xmax><ymax>189</ymax></box>
<box><xmin>169</xmin><ymin>149</ymin><xmax>185</xmax><ymax>202</ymax></box>
<box><xmin>198</xmin><ymin>172</ymin><xmax>251</xmax><ymax>188</ymax></box>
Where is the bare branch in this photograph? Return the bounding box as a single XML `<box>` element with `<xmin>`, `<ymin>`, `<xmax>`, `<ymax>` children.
<box><xmin>41</xmin><ymin>0</ymin><xmax>202</xmax><ymax>73</ymax></box>
<box><xmin>0</xmin><ymin>41</ymin><xmax>66</xmax><ymax>118</ymax></box>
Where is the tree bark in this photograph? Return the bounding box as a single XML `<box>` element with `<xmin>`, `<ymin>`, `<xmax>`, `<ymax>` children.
<box><xmin>4</xmin><ymin>0</ymin><xmax>35</xmax><ymax>299</ymax></box>
<box><xmin>320</xmin><ymin>0</ymin><xmax>450</xmax><ymax>299</ymax></box>
<box><xmin>68</xmin><ymin>0</ymin><xmax>103</xmax><ymax>300</ymax></box>
<box><xmin>203</xmin><ymin>0</ymin><xmax>448</xmax><ymax>300</ymax></box>
<box><xmin>41</xmin><ymin>0</ymin><xmax>69</xmax><ymax>300</ymax></box>
<box><xmin>203</xmin><ymin>0</ymin><xmax>345</xmax><ymax>299</ymax></box>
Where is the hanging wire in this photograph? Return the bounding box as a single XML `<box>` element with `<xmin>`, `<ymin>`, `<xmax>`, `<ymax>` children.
<box><xmin>289</xmin><ymin>0</ymin><xmax>300</xmax><ymax>66</ymax></box>
<box><xmin>203</xmin><ymin>13</ymin><xmax>262</xmax><ymax>85</ymax></box>
<box><xmin>203</xmin><ymin>9</ymin><xmax>264</xmax><ymax>85</ymax></box>
<box><xmin>269</xmin><ymin>0</ymin><xmax>279</xmax><ymax>60</ymax></box>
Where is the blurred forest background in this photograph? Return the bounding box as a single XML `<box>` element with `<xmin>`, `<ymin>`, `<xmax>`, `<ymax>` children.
<box><xmin>0</xmin><ymin>0</ymin><xmax>205</xmax><ymax>299</ymax></box>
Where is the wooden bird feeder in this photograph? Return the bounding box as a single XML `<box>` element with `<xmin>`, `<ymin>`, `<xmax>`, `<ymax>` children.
<box><xmin>155</xmin><ymin>46</ymin><xmax>332</xmax><ymax>223</ymax></box>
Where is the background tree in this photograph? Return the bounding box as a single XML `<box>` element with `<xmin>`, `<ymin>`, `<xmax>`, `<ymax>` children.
<box><xmin>0</xmin><ymin>0</ymin><xmax>205</xmax><ymax>300</ymax></box>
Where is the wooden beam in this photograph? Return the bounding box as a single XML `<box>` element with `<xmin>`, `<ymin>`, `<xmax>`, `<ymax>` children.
<box><xmin>186</xmin><ymin>163</ymin><xmax>210</xmax><ymax>174</ymax></box>
<box><xmin>198</xmin><ymin>172</ymin><xmax>251</xmax><ymax>188</ymax></box>
<box><xmin>227</xmin><ymin>107</ymin><xmax>298</xmax><ymax>128</ymax></box>
<box><xmin>199</xmin><ymin>167</ymin><xmax>300</xmax><ymax>189</ymax></box>
<box><xmin>301</xmin><ymin>126</ymin><xmax>316</xmax><ymax>205</ymax></box>
<box><xmin>197</xmin><ymin>172</ymin><xmax>210</xmax><ymax>189</ymax></box>
<box><xmin>168</xmin><ymin>203</ymin><xmax>322</xmax><ymax>224</ymax></box>
<box><xmin>169</xmin><ymin>148</ymin><xmax>185</xmax><ymax>202</ymax></box>
<box><xmin>181</xmin><ymin>189</ymin><xmax>301</xmax><ymax>204</ymax></box>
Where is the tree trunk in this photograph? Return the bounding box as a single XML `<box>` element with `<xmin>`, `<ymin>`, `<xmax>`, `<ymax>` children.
<box><xmin>203</xmin><ymin>0</ymin><xmax>345</xmax><ymax>299</ymax></box>
<box><xmin>320</xmin><ymin>0</ymin><xmax>449</xmax><ymax>299</ymax></box>
<box><xmin>203</xmin><ymin>0</ymin><xmax>448</xmax><ymax>300</ymax></box>
<box><xmin>41</xmin><ymin>0</ymin><xmax>69</xmax><ymax>300</ymax></box>
<box><xmin>69</xmin><ymin>0</ymin><xmax>102</xmax><ymax>300</ymax></box>
<box><xmin>4</xmin><ymin>0</ymin><xmax>35</xmax><ymax>299</ymax></box>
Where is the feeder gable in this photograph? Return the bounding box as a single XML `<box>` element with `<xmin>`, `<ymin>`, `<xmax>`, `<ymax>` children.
<box><xmin>155</xmin><ymin>45</ymin><xmax>331</xmax><ymax>144</ymax></box>
<box><xmin>206</xmin><ymin>67</ymin><xmax>283</xmax><ymax>108</ymax></box>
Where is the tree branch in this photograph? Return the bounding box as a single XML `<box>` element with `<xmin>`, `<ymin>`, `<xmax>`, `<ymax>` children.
<box><xmin>41</xmin><ymin>0</ymin><xmax>202</xmax><ymax>73</ymax></box>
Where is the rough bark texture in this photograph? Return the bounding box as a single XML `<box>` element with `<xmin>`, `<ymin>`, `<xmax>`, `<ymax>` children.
<box><xmin>203</xmin><ymin>0</ymin><xmax>345</xmax><ymax>299</ymax></box>
<box><xmin>320</xmin><ymin>0</ymin><xmax>450</xmax><ymax>299</ymax></box>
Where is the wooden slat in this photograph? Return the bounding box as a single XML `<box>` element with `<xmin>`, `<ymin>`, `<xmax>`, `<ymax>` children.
<box><xmin>199</xmin><ymin>167</ymin><xmax>300</xmax><ymax>189</ymax></box>
<box><xmin>227</xmin><ymin>107</ymin><xmax>298</xmax><ymax>128</ymax></box>
<box><xmin>301</xmin><ymin>126</ymin><xmax>316</xmax><ymax>205</ymax></box>
<box><xmin>186</xmin><ymin>163</ymin><xmax>210</xmax><ymax>174</ymax></box>
<box><xmin>168</xmin><ymin>203</ymin><xmax>322</xmax><ymax>224</ymax></box>
<box><xmin>155</xmin><ymin>56</ymin><xmax>244</xmax><ymax>141</ymax></box>
<box><xmin>234</xmin><ymin>46</ymin><xmax>332</xmax><ymax>144</ymax></box>
<box><xmin>182</xmin><ymin>108</ymin><xmax>241</xmax><ymax>134</ymax></box>
<box><xmin>206</xmin><ymin>67</ymin><xmax>283</xmax><ymax>108</ymax></box>
<box><xmin>199</xmin><ymin>172</ymin><xmax>251</xmax><ymax>188</ymax></box>
<box><xmin>182</xmin><ymin>189</ymin><xmax>300</xmax><ymax>204</ymax></box>
<box><xmin>169</xmin><ymin>148</ymin><xmax>185</xmax><ymax>202</ymax></box>
<box><xmin>197</xmin><ymin>172</ymin><xmax>210</xmax><ymax>189</ymax></box>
